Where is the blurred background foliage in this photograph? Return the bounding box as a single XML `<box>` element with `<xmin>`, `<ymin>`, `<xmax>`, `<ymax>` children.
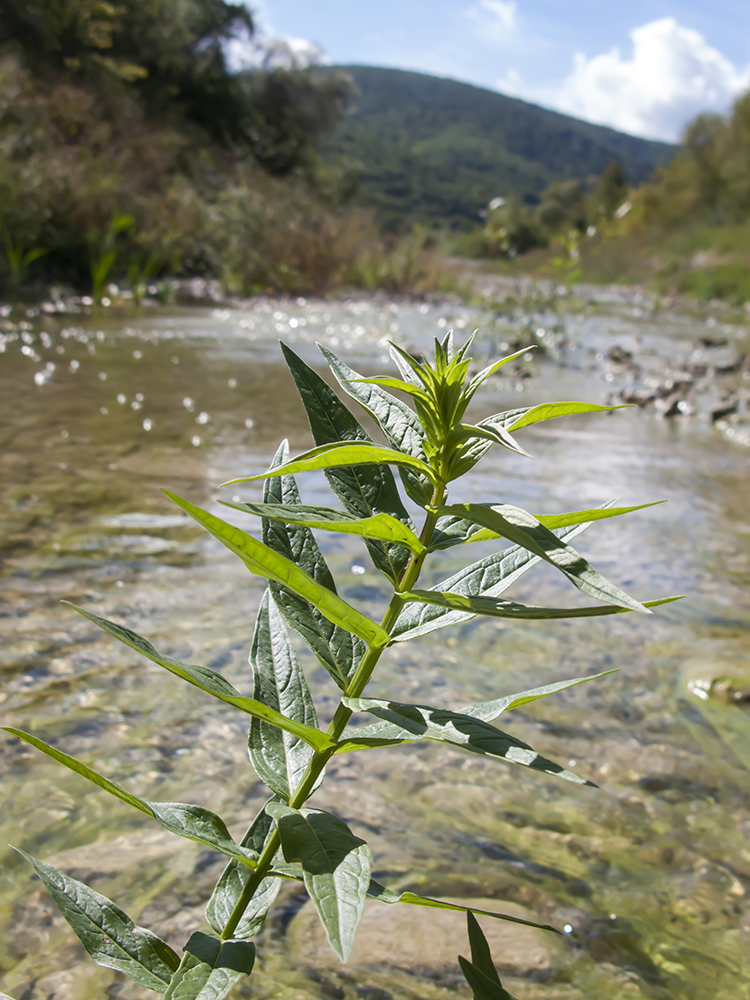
<box><xmin>0</xmin><ymin>0</ymin><xmax>445</xmax><ymax>296</ymax></box>
<box><xmin>3</xmin><ymin>0</ymin><xmax>750</xmax><ymax>302</ymax></box>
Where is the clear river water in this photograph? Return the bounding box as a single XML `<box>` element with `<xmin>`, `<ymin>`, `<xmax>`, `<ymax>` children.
<box><xmin>1</xmin><ymin>290</ymin><xmax>749</xmax><ymax>1000</ymax></box>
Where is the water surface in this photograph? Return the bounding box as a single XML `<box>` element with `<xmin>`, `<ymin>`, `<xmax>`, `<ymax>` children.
<box><xmin>1</xmin><ymin>293</ymin><xmax>749</xmax><ymax>999</ymax></box>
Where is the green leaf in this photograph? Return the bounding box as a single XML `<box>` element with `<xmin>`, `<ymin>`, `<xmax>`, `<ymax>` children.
<box><xmin>339</xmin><ymin>699</ymin><xmax>594</xmax><ymax>786</ymax></box>
<box><xmin>223</xmin><ymin>441</ymin><xmax>439</xmax><ymax>489</ymax></box>
<box><xmin>349</xmin><ymin>375</ymin><xmax>430</xmax><ymax>402</ymax></box>
<box><xmin>466</xmin><ymin>910</ymin><xmax>502</xmax><ymax>985</ymax></box>
<box><xmin>249</xmin><ymin>591</ymin><xmax>318</xmax><ymax>801</ymax></box>
<box><xmin>261</xmin><ymin>440</ymin><xmax>364</xmax><ymax>690</ymax></box>
<box><xmin>430</xmin><ymin>501</ymin><xmax>662</xmax><ymax>549</ymax></box>
<box><xmin>459</xmin><ymin>956</ymin><xmax>518</xmax><ymax>1000</ymax></box>
<box><xmin>225</xmin><ymin>501</ymin><xmax>424</xmax><ymax>555</ymax></box>
<box><xmin>319</xmin><ymin>346</ymin><xmax>433</xmax><ymax>507</ymax></box>
<box><xmin>267</xmin><ymin>803</ymin><xmax>371</xmax><ymax>961</ymax></box>
<box><xmin>403</xmin><ymin>591</ymin><xmax>679</xmax><ymax>621</ymax></box>
<box><xmin>366</xmin><ymin>881</ymin><xmax>558</xmax><ymax>933</ymax></box>
<box><xmin>458</xmin><ymin>669</ymin><xmax>619</xmax><ymax>722</ymax></box>
<box><xmin>14</xmin><ymin>848</ymin><xmax>179</xmax><ymax>992</ymax></box>
<box><xmin>463</xmin><ymin>347</ymin><xmax>535</xmax><ymax>402</ymax></box>
<box><xmin>537</xmin><ymin>501</ymin><xmax>663</xmax><ymax>529</ymax></box>
<box><xmin>279</xmin><ymin>343</ymin><xmax>413</xmax><ymax>584</ymax></box>
<box><xmin>164</xmin><ymin>493</ymin><xmax>389</xmax><ymax>649</ymax></box>
<box><xmin>14</xmin><ymin>736</ymin><xmax>250</xmax><ymax>868</ymax></box>
<box><xmin>64</xmin><ymin>604</ymin><xmax>332</xmax><ymax>752</ymax></box>
<box><xmin>163</xmin><ymin>932</ymin><xmax>255</xmax><ymax>1000</ymax></box>
<box><xmin>450</xmin><ymin>400</ymin><xmax>627</xmax><ymax>475</ymax></box>
<box><xmin>504</xmin><ymin>400</ymin><xmax>629</xmax><ymax>432</ymax></box>
<box><xmin>436</xmin><ymin>503</ymin><xmax>648</xmax><ymax>613</ymax></box>
<box><xmin>389</xmin><ymin>342</ymin><xmax>426</xmax><ymax>385</ymax></box>
<box><xmin>392</xmin><ymin>519</ymin><xmax>596</xmax><ymax>642</ymax></box>
<box><xmin>206</xmin><ymin>800</ymin><xmax>281</xmax><ymax>939</ymax></box>
<box><xmin>447</xmin><ymin>422</ymin><xmax>531</xmax><ymax>460</ymax></box>
<box><xmin>4</xmin><ymin>729</ymin><xmax>261</xmax><ymax>866</ymax></box>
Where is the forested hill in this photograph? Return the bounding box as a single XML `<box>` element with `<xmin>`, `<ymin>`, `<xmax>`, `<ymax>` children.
<box><xmin>323</xmin><ymin>65</ymin><xmax>675</xmax><ymax>228</ymax></box>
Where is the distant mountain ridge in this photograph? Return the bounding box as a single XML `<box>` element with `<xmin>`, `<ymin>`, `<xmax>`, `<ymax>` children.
<box><xmin>323</xmin><ymin>65</ymin><xmax>675</xmax><ymax>228</ymax></box>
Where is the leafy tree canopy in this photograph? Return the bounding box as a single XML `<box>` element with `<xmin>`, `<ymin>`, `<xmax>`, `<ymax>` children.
<box><xmin>0</xmin><ymin>0</ymin><xmax>351</xmax><ymax>173</ymax></box>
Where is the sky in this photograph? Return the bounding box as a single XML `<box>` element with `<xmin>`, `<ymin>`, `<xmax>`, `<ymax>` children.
<box><xmin>241</xmin><ymin>1</ymin><xmax>750</xmax><ymax>142</ymax></box>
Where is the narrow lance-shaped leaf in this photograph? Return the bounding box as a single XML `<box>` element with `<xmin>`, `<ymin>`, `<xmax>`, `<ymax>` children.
<box><xmin>437</xmin><ymin>502</ymin><xmax>649</xmax><ymax>613</ymax></box>
<box><xmin>280</xmin><ymin>343</ymin><xmax>413</xmax><ymax>584</ymax></box>
<box><xmin>430</xmin><ymin>501</ymin><xmax>662</xmax><ymax>550</ymax></box>
<box><xmin>462</xmin><ymin>347</ymin><xmax>536</xmax><ymax>404</ymax></box>
<box><xmin>460</xmin><ymin>914</ymin><xmax>520</xmax><ymax>1000</ymax></box>
<box><xmin>165</xmin><ymin>492</ymin><xmax>390</xmax><ymax>649</ymax></box>
<box><xmin>319</xmin><ymin>345</ymin><xmax>433</xmax><ymax>506</ymax></box>
<box><xmin>337</xmin><ymin>671</ymin><xmax>621</xmax><ymax>751</ymax></box>
<box><xmin>254</xmin><ymin>866</ymin><xmax>559</xmax><ymax>933</ymax></box>
<box><xmin>65</xmin><ymin>603</ymin><xmax>332</xmax><ymax>752</ymax></box>
<box><xmin>447</xmin><ymin>421</ymin><xmax>530</xmax><ymax>460</ymax></box>
<box><xmin>206</xmin><ymin>799</ymin><xmax>281</xmax><ymax>939</ymax></box>
<box><xmin>505</xmin><ymin>400</ymin><xmax>630</xmax><ymax>432</ymax></box>
<box><xmin>248</xmin><ymin>591</ymin><xmax>318</xmax><ymax>801</ymax></box>
<box><xmin>223</xmin><ymin>441</ymin><xmax>439</xmax><ymax>489</ymax></box>
<box><xmin>403</xmin><ymin>591</ymin><xmax>680</xmax><ymax>621</ymax></box>
<box><xmin>366</xmin><ymin>881</ymin><xmax>558</xmax><ymax>933</ymax></box>
<box><xmin>348</xmin><ymin>375</ymin><xmax>430</xmax><ymax>402</ymax></box>
<box><xmin>466</xmin><ymin>910</ymin><xmax>502</xmax><ymax>986</ymax></box>
<box><xmin>5</xmin><ymin>729</ymin><xmax>260</xmax><ymax>867</ymax></box>
<box><xmin>261</xmin><ymin>439</ymin><xmax>364</xmax><ymax>690</ymax></box>
<box><xmin>392</xmin><ymin>517</ymin><xmax>597</xmax><ymax>643</ymax></box>
<box><xmin>452</xmin><ymin>400</ymin><xmax>628</xmax><ymax>474</ymax></box>
<box><xmin>14</xmin><ymin>848</ymin><xmax>179</xmax><ymax>993</ymax></box>
<box><xmin>458</xmin><ymin>669</ymin><xmax>619</xmax><ymax>722</ymax></box>
<box><xmin>163</xmin><ymin>932</ymin><xmax>255</xmax><ymax>1000</ymax></box>
<box><xmin>224</xmin><ymin>500</ymin><xmax>424</xmax><ymax>555</ymax></box>
<box><xmin>267</xmin><ymin>803</ymin><xmax>371</xmax><ymax>962</ymax></box>
<box><xmin>339</xmin><ymin>699</ymin><xmax>594</xmax><ymax>786</ymax></box>
<box><xmin>459</xmin><ymin>956</ymin><xmax>518</xmax><ymax>1000</ymax></box>
<box><xmin>389</xmin><ymin>341</ymin><xmax>425</xmax><ymax>385</ymax></box>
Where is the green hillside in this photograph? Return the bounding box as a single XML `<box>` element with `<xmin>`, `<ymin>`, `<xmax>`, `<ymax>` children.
<box><xmin>323</xmin><ymin>66</ymin><xmax>675</xmax><ymax>229</ymax></box>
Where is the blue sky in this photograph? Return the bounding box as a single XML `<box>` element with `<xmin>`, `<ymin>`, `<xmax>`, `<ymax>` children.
<box><xmin>244</xmin><ymin>1</ymin><xmax>750</xmax><ymax>141</ymax></box>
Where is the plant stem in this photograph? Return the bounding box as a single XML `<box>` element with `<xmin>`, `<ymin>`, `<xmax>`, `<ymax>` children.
<box><xmin>220</xmin><ymin>485</ymin><xmax>446</xmax><ymax>940</ymax></box>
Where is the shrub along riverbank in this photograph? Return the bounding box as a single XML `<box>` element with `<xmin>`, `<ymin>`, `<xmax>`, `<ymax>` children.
<box><xmin>0</xmin><ymin>0</ymin><xmax>456</xmax><ymax>299</ymax></box>
<box><xmin>465</xmin><ymin>89</ymin><xmax>750</xmax><ymax>307</ymax></box>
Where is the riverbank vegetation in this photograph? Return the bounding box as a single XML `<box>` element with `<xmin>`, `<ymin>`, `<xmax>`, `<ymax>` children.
<box><xmin>0</xmin><ymin>0</ymin><xmax>454</xmax><ymax>299</ymax></box>
<box><xmin>468</xmin><ymin>91</ymin><xmax>750</xmax><ymax>307</ymax></box>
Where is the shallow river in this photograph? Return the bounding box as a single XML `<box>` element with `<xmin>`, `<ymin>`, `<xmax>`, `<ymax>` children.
<box><xmin>1</xmin><ymin>292</ymin><xmax>749</xmax><ymax>1000</ymax></box>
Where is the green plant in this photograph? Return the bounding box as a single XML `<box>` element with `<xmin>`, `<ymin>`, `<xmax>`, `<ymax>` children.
<box><xmin>127</xmin><ymin>250</ymin><xmax>165</xmax><ymax>305</ymax></box>
<box><xmin>5</xmin><ymin>335</ymin><xmax>677</xmax><ymax>997</ymax></box>
<box><xmin>1</xmin><ymin>231</ymin><xmax>48</xmax><ymax>294</ymax></box>
<box><xmin>550</xmin><ymin>228</ymin><xmax>583</xmax><ymax>287</ymax></box>
<box><xmin>460</xmin><ymin>911</ymin><xmax>518</xmax><ymax>1000</ymax></box>
<box><xmin>88</xmin><ymin>212</ymin><xmax>134</xmax><ymax>302</ymax></box>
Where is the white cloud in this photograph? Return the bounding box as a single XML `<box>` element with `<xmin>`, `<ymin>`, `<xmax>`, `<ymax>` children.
<box><xmin>468</xmin><ymin>0</ymin><xmax>517</xmax><ymax>41</ymax></box>
<box><xmin>225</xmin><ymin>32</ymin><xmax>329</xmax><ymax>73</ymax></box>
<box><xmin>479</xmin><ymin>0</ymin><xmax>517</xmax><ymax>32</ymax></box>
<box><xmin>225</xmin><ymin>4</ymin><xmax>329</xmax><ymax>72</ymax></box>
<box><xmin>552</xmin><ymin>18</ymin><xmax>750</xmax><ymax>141</ymax></box>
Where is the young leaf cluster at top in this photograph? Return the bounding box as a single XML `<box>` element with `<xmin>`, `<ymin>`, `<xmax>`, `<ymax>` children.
<box><xmin>356</xmin><ymin>337</ymin><xmax>534</xmax><ymax>484</ymax></box>
<box><xmin>4</xmin><ymin>333</ymin><xmax>680</xmax><ymax>1000</ymax></box>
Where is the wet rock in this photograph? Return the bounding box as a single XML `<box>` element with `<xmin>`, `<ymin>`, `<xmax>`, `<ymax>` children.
<box><xmin>655</xmin><ymin>394</ymin><xmax>689</xmax><ymax>418</ymax></box>
<box><xmin>708</xmin><ymin>675</ymin><xmax>750</xmax><ymax>706</ymax></box>
<box><xmin>711</xmin><ymin>399</ymin><xmax>739</xmax><ymax>423</ymax></box>
<box><xmin>287</xmin><ymin>895</ymin><xmax>566</xmax><ymax>976</ymax></box>
<box><xmin>607</xmin><ymin>345</ymin><xmax>634</xmax><ymax>366</ymax></box>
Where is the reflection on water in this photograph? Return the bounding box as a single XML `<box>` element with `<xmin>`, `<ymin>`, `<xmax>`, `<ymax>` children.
<box><xmin>1</xmin><ymin>296</ymin><xmax>749</xmax><ymax>999</ymax></box>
